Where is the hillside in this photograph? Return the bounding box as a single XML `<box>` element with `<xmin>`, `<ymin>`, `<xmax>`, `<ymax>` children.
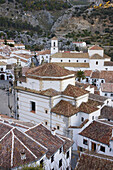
<box><xmin>0</xmin><ymin>0</ymin><xmax>113</xmax><ymax>59</ymax></box>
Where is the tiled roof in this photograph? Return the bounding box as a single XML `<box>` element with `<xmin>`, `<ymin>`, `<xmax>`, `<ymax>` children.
<box><xmin>26</xmin><ymin>63</ymin><xmax>74</xmax><ymax>77</ymax></box>
<box><xmin>90</xmin><ymin>54</ymin><xmax>110</xmax><ymax>59</ymax></box>
<box><xmin>84</xmin><ymin>70</ymin><xmax>92</xmax><ymax>77</ymax></box>
<box><xmin>62</xmin><ymin>84</ymin><xmax>88</xmax><ymax>98</ymax></box>
<box><xmin>101</xmin><ymin>83</ymin><xmax>113</xmax><ymax>93</ymax></box>
<box><xmin>104</xmin><ymin>61</ymin><xmax>113</xmax><ymax>66</ymax></box>
<box><xmin>51</xmin><ymin>100</ymin><xmax>78</xmax><ymax>117</ymax></box>
<box><xmin>100</xmin><ymin>106</ymin><xmax>113</xmax><ymax>120</ymax></box>
<box><xmin>79</xmin><ymin>121</ymin><xmax>112</xmax><ymax>145</ymax></box>
<box><xmin>91</xmin><ymin>70</ymin><xmax>113</xmax><ymax>83</ymax></box>
<box><xmin>89</xmin><ymin>93</ymin><xmax>108</xmax><ymax>102</ymax></box>
<box><xmin>38</xmin><ymin>50</ymin><xmax>51</xmax><ymax>55</ymax></box>
<box><xmin>76</xmin><ymin>152</ymin><xmax>113</xmax><ymax>170</ymax></box>
<box><xmin>57</xmin><ymin>134</ymin><xmax>74</xmax><ymax>153</ymax></box>
<box><xmin>51</xmin><ymin>100</ymin><xmax>99</xmax><ymax>117</ymax></box>
<box><xmin>26</xmin><ymin>124</ymin><xmax>64</xmax><ymax>158</ymax></box>
<box><xmin>51</xmin><ymin>52</ymin><xmax>89</xmax><ymax>58</ymax></box>
<box><xmin>0</xmin><ymin>61</ymin><xmax>7</xmax><ymax>66</ymax></box>
<box><xmin>51</xmin><ymin>37</ymin><xmax>58</xmax><ymax>40</ymax></box>
<box><xmin>15</xmin><ymin>86</ymin><xmax>60</xmax><ymax>97</ymax></box>
<box><xmin>0</xmin><ymin>122</ymin><xmax>47</xmax><ymax>169</ymax></box>
<box><xmin>53</xmin><ymin>62</ymin><xmax>90</xmax><ymax>68</ymax></box>
<box><xmin>89</xmin><ymin>45</ymin><xmax>103</xmax><ymax>50</ymax></box>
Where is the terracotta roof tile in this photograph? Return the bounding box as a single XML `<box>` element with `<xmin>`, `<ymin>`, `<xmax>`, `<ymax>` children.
<box><xmin>101</xmin><ymin>83</ymin><xmax>113</xmax><ymax>93</ymax></box>
<box><xmin>51</xmin><ymin>100</ymin><xmax>99</xmax><ymax>117</ymax></box>
<box><xmin>84</xmin><ymin>70</ymin><xmax>92</xmax><ymax>77</ymax></box>
<box><xmin>26</xmin><ymin>124</ymin><xmax>64</xmax><ymax>158</ymax></box>
<box><xmin>100</xmin><ymin>106</ymin><xmax>113</xmax><ymax>120</ymax></box>
<box><xmin>53</xmin><ymin>62</ymin><xmax>90</xmax><ymax>68</ymax></box>
<box><xmin>76</xmin><ymin>152</ymin><xmax>113</xmax><ymax>170</ymax></box>
<box><xmin>79</xmin><ymin>121</ymin><xmax>112</xmax><ymax>145</ymax></box>
<box><xmin>62</xmin><ymin>84</ymin><xmax>88</xmax><ymax>98</ymax></box>
<box><xmin>52</xmin><ymin>52</ymin><xmax>89</xmax><ymax>58</ymax></box>
<box><xmin>26</xmin><ymin>63</ymin><xmax>74</xmax><ymax>77</ymax></box>
<box><xmin>89</xmin><ymin>93</ymin><xmax>108</xmax><ymax>102</ymax></box>
<box><xmin>89</xmin><ymin>45</ymin><xmax>103</xmax><ymax>50</ymax></box>
<box><xmin>104</xmin><ymin>61</ymin><xmax>113</xmax><ymax>66</ymax></box>
<box><xmin>0</xmin><ymin>122</ymin><xmax>47</xmax><ymax>169</ymax></box>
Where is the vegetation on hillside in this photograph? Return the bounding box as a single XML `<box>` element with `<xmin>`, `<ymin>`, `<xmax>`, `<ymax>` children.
<box><xmin>14</xmin><ymin>0</ymin><xmax>71</xmax><ymax>11</ymax></box>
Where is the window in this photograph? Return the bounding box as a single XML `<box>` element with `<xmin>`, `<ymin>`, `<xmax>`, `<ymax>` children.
<box><xmin>101</xmin><ymin>80</ymin><xmax>104</xmax><ymax>83</ymax></box>
<box><xmin>40</xmin><ymin>159</ymin><xmax>43</xmax><ymax>168</ymax></box>
<box><xmin>51</xmin><ymin>155</ymin><xmax>54</xmax><ymax>163</ymax></box>
<box><xmin>83</xmin><ymin>139</ymin><xmax>88</xmax><ymax>145</ymax></box>
<box><xmin>69</xmin><ymin>60</ymin><xmax>70</xmax><ymax>62</ymax></box>
<box><xmin>96</xmin><ymin>61</ymin><xmax>98</xmax><ymax>65</ymax></box>
<box><xmin>61</xmin><ymin>60</ymin><xmax>63</xmax><ymax>62</ymax></box>
<box><xmin>31</xmin><ymin>101</ymin><xmax>35</xmax><ymax>112</ymax></box>
<box><xmin>57</xmin><ymin>126</ymin><xmax>60</xmax><ymax>130</ymax></box>
<box><xmin>59</xmin><ymin>147</ymin><xmax>62</xmax><ymax>153</ymax></box>
<box><xmin>54</xmin><ymin>42</ymin><xmax>55</xmax><ymax>47</ymax></box>
<box><xmin>45</xmin><ymin>121</ymin><xmax>48</xmax><ymax>125</ymax></box>
<box><xmin>52</xmin><ymin>169</ymin><xmax>54</xmax><ymax>170</ymax></box>
<box><xmin>1</xmin><ymin>68</ymin><xmax>3</xmax><ymax>71</ymax></box>
<box><xmin>84</xmin><ymin>60</ymin><xmax>86</xmax><ymax>62</ymax></box>
<box><xmin>66</xmin><ymin>167</ymin><xmax>69</xmax><ymax>170</ymax></box>
<box><xmin>66</xmin><ymin>151</ymin><xmax>69</xmax><ymax>159</ymax></box>
<box><xmin>59</xmin><ymin>159</ymin><xmax>62</xmax><ymax>168</ymax></box>
<box><xmin>46</xmin><ymin>56</ymin><xmax>48</xmax><ymax>58</ymax></box>
<box><xmin>81</xmin><ymin>117</ymin><xmax>84</xmax><ymax>122</ymax></box>
<box><xmin>92</xmin><ymin>116</ymin><xmax>94</xmax><ymax>120</ymax></box>
<box><xmin>108</xmin><ymin>119</ymin><xmax>110</xmax><ymax>121</ymax></box>
<box><xmin>105</xmin><ymin>93</ymin><xmax>107</xmax><ymax>96</ymax></box>
<box><xmin>77</xmin><ymin>60</ymin><xmax>78</xmax><ymax>62</ymax></box>
<box><xmin>45</xmin><ymin>110</ymin><xmax>48</xmax><ymax>114</ymax></box>
<box><xmin>105</xmin><ymin>68</ymin><xmax>108</xmax><ymax>70</ymax></box>
<box><xmin>111</xmin><ymin>94</ymin><xmax>113</xmax><ymax>97</ymax></box>
<box><xmin>100</xmin><ymin>146</ymin><xmax>105</xmax><ymax>152</ymax></box>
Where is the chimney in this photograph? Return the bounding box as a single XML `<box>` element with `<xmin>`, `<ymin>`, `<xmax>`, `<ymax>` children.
<box><xmin>51</xmin><ymin>127</ymin><xmax>56</xmax><ymax>135</ymax></box>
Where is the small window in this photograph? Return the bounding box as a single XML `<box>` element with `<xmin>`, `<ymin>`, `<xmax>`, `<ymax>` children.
<box><xmin>54</xmin><ymin>48</ymin><xmax>55</xmax><ymax>50</ymax></box>
<box><xmin>92</xmin><ymin>116</ymin><xmax>94</xmax><ymax>120</ymax></box>
<box><xmin>101</xmin><ymin>80</ymin><xmax>104</xmax><ymax>83</ymax></box>
<box><xmin>105</xmin><ymin>68</ymin><xmax>108</xmax><ymax>70</ymax></box>
<box><xmin>105</xmin><ymin>93</ymin><xmax>107</xmax><ymax>96</ymax></box>
<box><xmin>81</xmin><ymin>117</ymin><xmax>84</xmax><ymax>122</ymax></box>
<box><xmin>45</xmin><ymin>110</ymin><xmax>48</xmax><ymax>114</ymax></box>
<box><xmin>66</xmin><ymin>167</ymin><xmax>69</xmax><ymax>170</ymax></box>
<box><xmin>40</xmin><ymin>159</ymin><xmax>43</xmax><ymax>168</ymax></box>
<box><xmin>45</xmin><ymin>121</ymin><xmax>48</xmax><ymax>125</ymax></box>
<box><xmin>77</xmin><ymin>60</ymin><xmax>78</xmax><ymax>62</ymax></box>
<box><xmin>54</xmin><ymin>42</ymin><xmax>55</xmax><ymax>47</ymax></box>
<box><xmin>17</xmin><ymin>97</ymin><xmax>19</xmax><ymax>101</ymax></box>
<box><xmin>96</xmin><ymin>61</ymin><xmax>98</xmax><ymax>65</ymax></box>
<box><xmin>83</xmin><ymin>139</ymin><xmax>88</xmax><ymax>145</ymax></box>
<box><xmin>46</xmin><ymin>56</ymin><xmax>48</xmax><ymax>58</ymax></box>
<box><xmin>100</xmin><ymin>146</ymin><xmax>105</xmax><ymax>152</ymax></box>
<box><xmin>66</xmin><ymin>151</ymin><xmax>69</xmax><ymax>159</ymax></box>
<box><xmin>84</xmin><ymin>60</ymin><xmax>86</xmax><ymax>62</ymax></box>
<box><xmin>51</xmin><ymin>155</ymin><xmax>54</xmax><ymax>163</ymax></box>
<box><xmin>31</xmin><ymin>101</ymin><xmax>35</xmax><ymax>112</ymax></box>
<box><xmin>111</xmin><ymin>94</ymin><xmax>113</xmax><ymax>97</ymax></box>
<box><xmin>1</xmin><ymin>68</ymin><xmax>3</xmax><ymax>71</ymax></box>
<box><xmin>52</xmin><ymin>169</ymin><xmax>54</xmax><ymax>170</ymax></box>
<box><xmin>59</xmin><ymin>147</ymin><xmax>62</xmax><ymax>153</ymax></box>
<box><xmin>57</xmin><ymin>126</ymin><xmax>60</xmax><ymax>130</ymax></box>
<box><xmin>61</xmin><ymin>60</ymin><xmax>63</xmax><ymax>62</ymax></box>
<box><xmin>59</xmin><ymin>159</ymin><xmax>62</xmax><ymax>168</ymax></box>
<box><xmin>108</xmin><ymin>119</ymin><xmax>110</xmax><ymax>121</ymax></box>
<box><xmin>69</xmin><ymin>60</ymin><xmax>70</xmax><ymax>62</ymax></box>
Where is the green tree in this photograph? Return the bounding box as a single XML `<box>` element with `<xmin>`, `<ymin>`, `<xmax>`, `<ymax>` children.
<box><xmin>76</xmin><ymin>70</ymin><xmax>85</xmax><ymax>82</ymax></box>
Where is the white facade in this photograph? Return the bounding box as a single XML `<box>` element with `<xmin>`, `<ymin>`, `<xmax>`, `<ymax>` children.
<box><xmin>51</xmin><ymin>38</ymin><xmax>58</xmax><ymax>55</ymax></box>
<box><xmin>88</xmin><ymin>49</ymin><xmax>104</xmax><ymax>57</ymax></box>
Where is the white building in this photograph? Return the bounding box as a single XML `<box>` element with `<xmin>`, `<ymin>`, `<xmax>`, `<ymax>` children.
<box><xmin>15</xmin><ymin>63</ymin><xmax>103</xmax><ymax>142</ymax></box>
<box><xmin>51</xmin><ymin>45</ymin><xmax>113</xmax><ymax>71</ymax></box>
<box><xmin>77</xmin><ymin>120</ymin><xmax>113</xmax><ymax>157</ymax></box>
<box><xmin>100</xmin><ymin>83</ymin><xmax>113</xmax><ymax>100</ymax></box>
<box><xmin>51</xmin><ymin>37</ymin><xmax>58</xmax><ymax>55</ymax></box>
<box><xmin>73</xmin><ymin>41</ymin><xmax>86</xmax><ymax>48</ymax></box>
